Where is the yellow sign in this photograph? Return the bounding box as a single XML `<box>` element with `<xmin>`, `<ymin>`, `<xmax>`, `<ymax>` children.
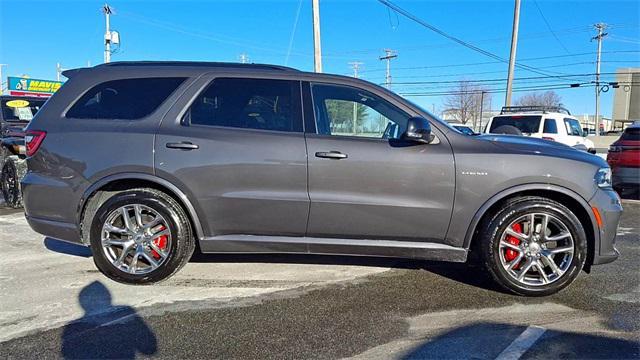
<box><xmin>5</xmin><ymin>100</ymin><xmax>30</xmax><ymax>108</ymax></box>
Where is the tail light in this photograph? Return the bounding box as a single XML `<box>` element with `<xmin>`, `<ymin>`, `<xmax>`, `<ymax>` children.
<box><xmin>542</xmin><ymin>137</ymin><xmax>555</xmax><ymax>141</ymax></box>
<box><xmin>25</xmin><ymin>130</ymin><xmax>46</xmax><ymax>157</ymax></box>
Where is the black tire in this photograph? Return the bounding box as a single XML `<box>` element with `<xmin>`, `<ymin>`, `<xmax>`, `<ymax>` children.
<box><xmin>477</xmin><ymin>196</ymin><xmax>587</xmax><ymax>296</ymax></box>
<box><xmin>1</xmin><ymin>160</ymin><xmax>22</xmax><ymax>208</ymax></box>
<box><xmin>88</xmin><ymin>188</ymin><xmax>195</xmax><ymax>284</ymax></box>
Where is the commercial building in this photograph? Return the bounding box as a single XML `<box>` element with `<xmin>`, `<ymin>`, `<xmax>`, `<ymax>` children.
<box><xmin>611</xmin><ymin>67</ymin><xmax>640</xmax><ymax>130</ymax></box>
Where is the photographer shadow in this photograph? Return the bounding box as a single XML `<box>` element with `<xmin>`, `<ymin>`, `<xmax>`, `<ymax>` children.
<box><xmin>61</xmin><ymin>281</ymin><xmax>157</xmax><ymax>359</ymax></box>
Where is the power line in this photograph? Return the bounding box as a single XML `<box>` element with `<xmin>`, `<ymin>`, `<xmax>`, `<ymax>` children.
<box><xmin>533</xmin><ymin>0</ymin><xmax>571</xmax><ymax>54</ymax></box>
<box><xmin>376</xmin><ymin>0</ymin><xmax>573</xmax><ymax>80</ymax></box>
<box><xmin>399</xmin><ymin>83</ymin><xmax>598</xmax><ymax>97</ymax></box>
<box><xmin>360</xmin><ymin>50</ymin><xmax>640</xmax><ymax>74</ymax></box>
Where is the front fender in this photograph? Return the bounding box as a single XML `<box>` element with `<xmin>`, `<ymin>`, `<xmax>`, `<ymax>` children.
<box><xmin>458</xmin><ymin>183</ymin><xmax>598</xmax><ymax>250</ymax></box>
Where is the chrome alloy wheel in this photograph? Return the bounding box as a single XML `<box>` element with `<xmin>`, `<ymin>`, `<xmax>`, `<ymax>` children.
<box><xmin>101</xmin><ymin>204</ymin><xmax>172</xmax><ymax>275</ymax></box>
<box><xmin>498</xmin><ymin>213</ymin><xmax>574</xmax><ymax>286</ymax></box>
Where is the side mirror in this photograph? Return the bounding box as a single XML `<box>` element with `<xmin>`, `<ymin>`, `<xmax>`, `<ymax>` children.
<box><xmin>402</xmin><ymin>117</ymin><xmax>434</xmax><ymax>144</ymax></box>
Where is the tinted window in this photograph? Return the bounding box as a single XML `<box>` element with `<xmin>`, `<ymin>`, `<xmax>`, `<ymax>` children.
<box><xmin>621</xmin><ymin>127</ymin><xmax>640</xmax><ymax>141</ymax></box>
<box><xmin>1</xmin><ymin>98</ymin><xmax>46</xmax><ymax>122</ymax></box>
<box><xmin>188</xmin><ymin>78</ymin><xmax>302</xmax><ymax>132</ymax></box>
<box><xmin>67</xmin><ymin>78</ymin><xmax>185</xmax><ymax>120</ymax></box>
<box><xmin>489</xmin><ymin>116</ymin><xmax>541</xmax><ymax>134</ymax></box>
<box><xmin>311</xmin><ymin>84</ymin><xmax>409</xmax><ymax>139</ymax></box>
<box><xmin>563</xmin><ymin>118</ymin><xmax>583</xmax><ymax>136</ymax></box>
<box><xmin>543</xmin><ymin>119</ymin><xmax>558</xmax><ymax>134</ymax></box>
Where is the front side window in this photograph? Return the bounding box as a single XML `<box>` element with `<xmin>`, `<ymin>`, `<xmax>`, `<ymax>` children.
<box><xmin>311</xmin><ymin>83</ymin><xmax>409</xmax><ymax>139</ymax></box>
<box><xmin>67</xmin><ymin>77</ymin><xmax>185</xmax><ymax>120</ymax></box>
<box><xmin>564</xmin><ymin>118</ymin><xmax>583</xmax><ymax>136</ymax></box>
<box><xmin>543</xmin><ymin>118</ymin><xmax>558</xmax><ymax>134</ymax></box>
<box><xmin>188</xmin><ymin>78</ymin><xmax>302</xmax><ymax>132</ymax></box>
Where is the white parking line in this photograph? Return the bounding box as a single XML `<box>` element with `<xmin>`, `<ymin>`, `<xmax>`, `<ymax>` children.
<box><xmin>495</xmin><ymin>325</ymin><xmax>546</xmax><ymax>360</ymax></box>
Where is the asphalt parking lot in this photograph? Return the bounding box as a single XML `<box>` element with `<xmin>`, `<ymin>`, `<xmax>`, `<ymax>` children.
<box><xmin>0</xmin><ymin>200</ymin><xmax>638</xmax><ymax>359</ymax></box>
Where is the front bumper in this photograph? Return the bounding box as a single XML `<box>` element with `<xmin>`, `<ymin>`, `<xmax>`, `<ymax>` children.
<box><xmin>589</xmin><ymin>188</ymin><xmax>622</xmax><ymax>265</ymax></box>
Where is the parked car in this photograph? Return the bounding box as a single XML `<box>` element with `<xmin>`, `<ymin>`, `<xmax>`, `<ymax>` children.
<box><xmin>485</xmin><ymin>106</ymin><xmax>596</xmax><ymax>153</ymax></box>
<box><xmin>22</xmin><ymin>62</ymin><xmax>621</xmax><ymax>296</ymax></box>
<box><xmin>607</xmin><ymin>124</ymin><xmax>640</xmax><ymax>198</ymax></box>
<box><xmin>0</xmin><ymin>95</ymin><xmax>47</xmax><ymax>207</ymax></box>
<box><xmin>451</xmin><ymin>123</ymin><xmax>477</xmax><ymax>136</ymax></box>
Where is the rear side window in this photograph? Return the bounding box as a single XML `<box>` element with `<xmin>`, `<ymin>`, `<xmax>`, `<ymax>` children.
<box><xmin>66</xmin><ymin>77</ymin><xmax>186</xmax><ymax>120</ymax></box>
<box><xmin>621</xmin><ymin>127</ymin><xmax>640</xmax><ymax>141</ymax></box>
<box><xmin>543</xmin><ymin>119</ymin><xmax>558</xmax><ymax>134</ymax></box>
<box><xmin>187</xmin><ymin>78</ymin><xmax>302</xmax><ymax>132</ymax></box>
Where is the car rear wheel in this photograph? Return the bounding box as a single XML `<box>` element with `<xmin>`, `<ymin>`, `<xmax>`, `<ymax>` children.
<box><xmin>1</xmin><ymin>160</ymin><xmax>22</xmax><ymax>208</ymax></box>
<box><xmin>89</xmin><ymin>188</ymin><xmax>195</xmax><ymax>284</ymax></box>
<box><xmin>478</xmin><ymin>196</ymin><xmax>587</xmax><ymax>296</ymax></box>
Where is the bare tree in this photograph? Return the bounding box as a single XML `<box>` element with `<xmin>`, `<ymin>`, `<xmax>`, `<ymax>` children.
<box><xmin>442</xmin><ymin>81</ymin><xmax>491</xmax><ymax>127</ymax></box>
<box><xmin>514</xmin><ymin>91</ymin><xmax>563</xmax><ymax>107</ymax></box>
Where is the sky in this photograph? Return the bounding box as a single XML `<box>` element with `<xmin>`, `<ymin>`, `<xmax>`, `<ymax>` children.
<box><xmin>1</xmin><ymin>0</ymin><xmax>639</xmax><ymax>118</ymax></box>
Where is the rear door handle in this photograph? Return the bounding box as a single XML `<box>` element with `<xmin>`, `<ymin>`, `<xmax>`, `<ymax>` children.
<box><xmin>166</xmin><ymin>142</ymin><xmax>199</xmax><ymax>150</ymax></box>
<box><xmin>315</xmin><ymin>151</ymin><xmax>348</xmax><ymax>160</ymax></box>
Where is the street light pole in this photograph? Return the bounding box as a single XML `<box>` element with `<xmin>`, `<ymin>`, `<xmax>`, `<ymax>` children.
<box><xmin>505</xmin><ymin>0</ymin><xmax>521</xmax><ymax>107</ymax></box>
<box><xmin>312</xmin><ymin>0</ymin><xmax>322</xmax><ymax>73</ymax></box>
<box><xmin>103</xmin><ymin>4</ymin><xmax>113</xmax><ymax>63</ymax></box>
<box><xmin>0</xmin><ymin>64</ymin><xmax>6</xmax><ymax>95</ymax></box>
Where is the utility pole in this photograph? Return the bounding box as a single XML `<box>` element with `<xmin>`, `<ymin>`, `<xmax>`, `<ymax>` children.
<box><xmin>239</xmin><ymin>53</ymin><xmax>249</xmax><ymax>64</ymax></box>
<box><xmin>349</xmin><ymin>62</ymin><xmax>363</xmax><ymax>134</ymax></box>
<box><xmin>505</xmin><ymin>0</ymin><xmax>521</xmax><ymax>107</ymax></box>
<box><xmin>379</xmin><ymin>49</ymin><xmax>397</xmax><ymax>89</ymax></box>
<box><xmin>312</xmin><ymin>0</ymin><xmax>322</xmax><ymax>73</ymax></box>
<box><xmin>593</xmin><ymin>22</ymin><xmax>608</xmax><ymax>137</ymax></box>
<box><xmin>56</xmin><ymin>63</ymin><xmax>62</xmax><ymax>81</ymax></box>
<box><xmin>478</xmin><ymin>90</ymin><xmax>486</xmax><ymax>132</ymax></box>
<box><xmin>0</xmin><ymin>64</ymin><xmax>6</xmax><ymax>94</ymax></box>
<box><xmin>102</xmin><ymin>4</ymin><xmax>113</xmax><ymax>63</ymax></box>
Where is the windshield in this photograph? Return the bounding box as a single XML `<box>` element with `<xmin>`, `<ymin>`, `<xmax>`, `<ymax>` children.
<box><xmin>1</xmin><ymin>98</ymin><xmax>47</xmax><ymax>122</ymax></box>
<box><xmin>489</xmin><ymin>115</ymin><xmax>542</xmax><ymax>134</ymax></box>
<box><xmin>453</xmin><ymin>125</ymin><xmax>475</xmax><ymax>135</ymax></box>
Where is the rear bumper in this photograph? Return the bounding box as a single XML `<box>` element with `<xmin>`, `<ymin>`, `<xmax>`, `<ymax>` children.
<box><xmin>612</xmin><ymin>166</ymin><xmax>640</xmax><ymax>187</ymax></box>
<box><xmin>25</xmin><ymin>215</ymin><xmax>83</xmax><ymax>244</ymax></box>
<box><xmin>589</xmin><ymin>188</ymin><xmax>622</xmax><ymax>265</ymax></box>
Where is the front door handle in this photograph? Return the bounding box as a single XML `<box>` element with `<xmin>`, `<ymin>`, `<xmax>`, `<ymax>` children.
<box><xmin>315</xmin><ymin>151</ymin><xmax>348</xmax><ymax>160</ymax></box>
<box><xmin>166</xmin><ymin>142</ymin><xmax>199</xmax><ymax>150</ymax></box>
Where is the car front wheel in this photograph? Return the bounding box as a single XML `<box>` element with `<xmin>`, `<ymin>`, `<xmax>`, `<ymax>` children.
<box><xmin>478</xmin><ymin>196</ymin><xmax>587</xmax><ymax>296</ymax></box>
<box><xmin>89</xmin><ymin>188</ymin><xmax>195</xmax><ymax>284</ymax></box>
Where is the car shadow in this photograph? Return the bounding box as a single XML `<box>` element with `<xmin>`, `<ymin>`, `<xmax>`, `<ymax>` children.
<box><xmin>44</xmin><ymin>237</ymin><xmax>92</xmax><ymax>257</ymax></box>
<box><xmin>399</xmin><ymin>322</ymin><xmax>639</xmax><ymax>359</ymax></box>
<box><xmin>42</xmin><ymin>237</ymin><xmax>506</xmax><ymax>294</ymax></box>
<box><xmin>190</xmin><ymin>252</ymin><xmax>508</xmax><ymax>293</ymax></box>
<box><xmin>60</xmin><ymin>281</ymin><xmax>157</xmax><ymax>359</ymax></box>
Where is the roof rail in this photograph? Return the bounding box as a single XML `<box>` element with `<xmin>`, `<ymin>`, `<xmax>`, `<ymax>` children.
<box><xmin>95</xmin><ymin>61</ymin><xmax>299</xmax><ymax>72</ymax></box>
<box><xmin>500</xmin><ymin>105</ymin><xmax>571</xmax><ymax>115</ymax></box>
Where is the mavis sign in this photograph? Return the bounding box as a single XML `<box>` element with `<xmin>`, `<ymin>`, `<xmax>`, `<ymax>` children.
<box><xmin>8</xmin><ymin>76</ymin><xmax>63</xmax><ymax>98</ymax></box>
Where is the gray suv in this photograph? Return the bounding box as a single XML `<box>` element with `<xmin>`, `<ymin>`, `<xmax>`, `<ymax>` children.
<box><xmin>22</xmin><ymin>62</ymin><xmax>622</xmax><ymax>296</ymax></box>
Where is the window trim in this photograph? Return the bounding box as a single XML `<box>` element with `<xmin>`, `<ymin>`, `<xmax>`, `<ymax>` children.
<box><xmin>308</xmin><ymin>82</ymin><xmax>411</xmax><ymax>141</ymax></box>
<box><xmin>182</xmin><ymin>77</ymin><xmax>304</xmax><ymax>134</ymax></box>
<box><xmin>64</xmin><ymin>77</ymin><xmax>187</xmax><ymax>121</ymax></box>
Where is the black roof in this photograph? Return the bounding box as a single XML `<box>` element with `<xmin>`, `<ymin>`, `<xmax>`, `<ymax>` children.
<box><xmin>95</xmin><ymin>61</ymin><xmax>299</xmax><ymax>72</ymax></box>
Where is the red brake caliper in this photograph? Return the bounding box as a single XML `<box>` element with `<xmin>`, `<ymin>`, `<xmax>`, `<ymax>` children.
<box><xmin>150</xmin><ymin>225</ymin><xmax>168</xmax><ymax>260</ymax></box>
<box><xmin>504</xmin><ymin>223</ymin><xmax>522</xmax><ymax>269</ymax></box>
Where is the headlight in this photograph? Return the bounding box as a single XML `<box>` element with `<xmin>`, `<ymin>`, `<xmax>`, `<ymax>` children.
<box><xmin>594</xmin><ymin>167</ymin><xmax>612</xmax><ymax>188</ymax></box>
